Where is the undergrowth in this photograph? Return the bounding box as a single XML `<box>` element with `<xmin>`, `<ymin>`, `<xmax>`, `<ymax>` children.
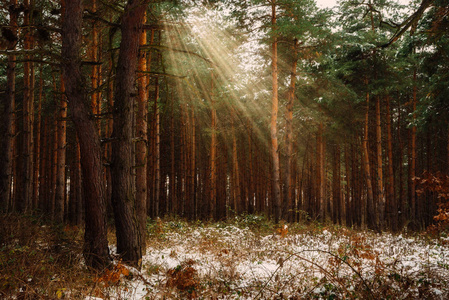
<box><xmin>1</xmin><ymin>213</ymin><xmax>448</xmax><ymax>299</ymax></box>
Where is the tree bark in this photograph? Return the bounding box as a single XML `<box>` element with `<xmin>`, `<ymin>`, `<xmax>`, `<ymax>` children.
<box><xmin>136</xmin><ymin>12</ymin><xmax>148</xmax><ymax>252</ymax></box>
<box><xmin>33</xmin><ymin>67</ymin><xmax>43</xmax><ymax>210</ymax></box>
<box><xmin>386</xmin><ymin>95</ymin><xmax>397</xmax><ymax>231</ymax></box>
<box><xmin>410</xmin><ymin>69</ymin><xmax>417</xmax><ymax>225</ymax></box>
<box><xmin>18</xmin><ymin>0</ymin><xmax>34</xmax><ymax>213</ymax></box>
<box><xmin>318</xmin><ymin>123</ymin><xmax>325</xmax><ymax>221</ymax></box>
<box><xmin>55</xmin><ymin>79</ymin><xmax>67</xmax><ymax>223</ymax></box>
<box><xmin>363</xmin><ymin>90</ymin><xmax>375</xmax><ymax>229</ymax></box>
<box><xmin>0</xmin><ymin>0</ymin><xmax>18</xmax><ymax>212</ymax></box>
<box><xmin>111</xmin><ymin>0</ymin><xmax>149</xmax><ymax>267</ymax></box>
<box><xmin>375</xmin><ymin>95</ymin><xmax>385</xmax><ymax>229</ymax></box>
<box><xmin>61</xmin><ymin>0</ymin><xmax>110</xmax><ymax>269</ymax></box>
<box><xmin>210</xmin><ymin>75</ymin><xmax>217</xmax><ymax>220</ymax></box>
<box><xmin>284</xmin><ymin>38</ymin><xmax>298</xmax><ymax>221</ymax></box>
<box><xmin>270</xmin><ymin>2</ymin><xmax>281</xmax><ymax>223</ymax></box>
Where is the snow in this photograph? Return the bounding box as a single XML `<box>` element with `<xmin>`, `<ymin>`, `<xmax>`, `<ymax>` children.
<box><xmin>85</xmin><ymin>224</ymin><xmax>449</xmax><ymax>299</ymax></box>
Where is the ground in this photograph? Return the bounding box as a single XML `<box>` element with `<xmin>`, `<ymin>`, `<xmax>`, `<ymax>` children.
<box><xmin>1</xmin><ymin>215</ymin><xmax>449</xmax><ymax>299</ymax></box>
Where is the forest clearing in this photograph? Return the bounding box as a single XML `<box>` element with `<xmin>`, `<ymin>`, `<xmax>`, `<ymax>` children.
<box><xmin>1</xmin><ymin>0</ymin><xmax>449</xmax><ymax>298</ymax></box>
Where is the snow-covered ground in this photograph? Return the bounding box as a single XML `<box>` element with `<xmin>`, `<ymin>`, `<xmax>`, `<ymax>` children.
<box><xmin>91</xmin><ymin>222</ymin><xmax>449</xmax><ymax>299</ymax></box>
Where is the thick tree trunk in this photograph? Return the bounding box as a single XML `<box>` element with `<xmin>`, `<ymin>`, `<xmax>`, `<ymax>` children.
<box><xmin>61</xmin><ymin>0</ymin><xmax>110</xmax><ymax>269</ymax></box>
<box><xmin>0</xmin><ymin>0</ymin><xmax>18</xmax><ymax>212</ymax></box>
<box><xmin>18</xmin><ymin>0</ymin><xmax>34</xmax><ymax>213</ymax></box>
<box><xmin>270</xmin><ymin>2</ymin><xmax>281</xmax><ymax>223</ymax></box>
<box><xmin>111</xmin><ymin>0</ymin><xmax>148</xmax><ymax>267</ymax></box>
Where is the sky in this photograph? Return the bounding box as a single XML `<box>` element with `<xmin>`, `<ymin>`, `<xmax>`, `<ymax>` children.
<box><xmin>316</xmin><ymin>0</ymin><xmax>412</xmax><ymax>9</ymax></box>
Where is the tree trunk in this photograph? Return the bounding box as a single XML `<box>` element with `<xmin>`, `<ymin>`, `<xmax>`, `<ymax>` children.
<box><xmin>170</xmin><ymin>91</ymin><xmax>176</xmax><ymax>215</ymax></box>
<box><xmin>136</xmin><ymin>13</ymin><xmax>148</xmax><ymax>252</ymax></box>
<box><xmin>210</xmin><ymin>75</ymin><xmax>217</xmax><ymax>220</ymax></box>
<box><xmin>111</xmin><ymin>0</ymin><xmax>148</xmax><ymax>267</ymax></box>
<box><xmin>154</xmin><ymin>77</ymin><xmax>161</xmax><ymax>218</ymax></box>
<box><xmin>270</xmin><ymin>2</ymin><xmax>281</xmax><ymax>223</ymax></box>
<box><xmin>231</xmin><ymin>111</ymin><xmax>241</xmax><ymax>214</ymax></box>
<box><xmin>318</xmin><ymin>123</ymin><xmax>325</xmax><ymax>220</ymax></box>
<box><xmin>363</xmin><ymin>91</ymin><xmax>375</xmax><ymax>229</ymax></box>
<box><xmin>18</xmin><ymin>0</ymin><xmax>34</xmax><ymax>213</ymax></box>
<box><xmin>386</xmin><ymin>95</ymin><xmax>397</xmax><ymax>231</ymax></box>
<box><xmin>61</xmin><ymin>0</ymin><xmax>110</xmax><ymax>269</ymax></box>
<box><xmin>32</xmin><ymin>67</ymin><xmax>43</xmax><ymax>210</ymax></box>
<box><xmin>90</xmin><ymin>0</ymin><xmax>100</xmax><ymax>129</ymax></box>
<box><xmin>332</xmin><ymin>145</ymin><xmax>341</xmax><ymax>224</ymax></box>
<box><xmin>55</xmin><ymin>79</ymin><xmax>67</xmax><ymax>223</ymax></box>
<box><xmin>410</xmin><ymin>69</ymin><xmax>417</xmax><ymax>225</ymax></box>
<box><xmin>0</xmin><ymin>0</ymin><xmax>18</xmax><ymax>212</ymax></box>
<box><xmin>375</xmin><ymin>96</ymin><xmax>385</xmax><ymax>229</ymax></box>
<box><xmin>284</xmin><ymin>38</ymin><xmax>298</xmax><ymax>221</ymax></box>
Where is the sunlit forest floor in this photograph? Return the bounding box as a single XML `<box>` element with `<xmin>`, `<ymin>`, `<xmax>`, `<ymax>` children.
<box><xmin>1</xmin><ymin>214</ymin><xmax>449</xmax><ymax>299</ymax></box>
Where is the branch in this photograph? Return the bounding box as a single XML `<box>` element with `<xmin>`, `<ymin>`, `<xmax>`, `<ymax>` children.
<box><xmin>137</xmin><ymin>70</ymin><xmax>187</xmax><ymax>79</ymax></box>
<box><xmin>381</xmin><ymin>0</ymin><xmax>434</xmax><ymax>48</ymax></box>
<box><xmin>139</xmin><ymin>44</ymin><xmax>214</xmax><ymax>65</ymax></box>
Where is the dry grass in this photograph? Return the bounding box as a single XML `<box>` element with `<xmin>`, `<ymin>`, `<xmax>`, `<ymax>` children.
<box><xmin>1</xmin><ymin>214</ymin><xmax>449</xmax><ymax>299</ymax></box>
<box><xmin>0</xmin><ymin>214</ymin><xmax>111</xmax><ymax>299</ymax></box>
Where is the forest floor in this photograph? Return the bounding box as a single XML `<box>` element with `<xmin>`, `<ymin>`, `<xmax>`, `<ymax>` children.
<box><xmin>1</xmin><ymin>214</ymin><xmax>449</xmax><ymax>299</ymax></box>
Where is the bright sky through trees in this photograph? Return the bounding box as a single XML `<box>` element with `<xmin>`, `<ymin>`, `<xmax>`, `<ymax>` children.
<box><xmin>316</xmin><ymin>0</ymin><xmax>412</xmax><ymax>8</ymax></box>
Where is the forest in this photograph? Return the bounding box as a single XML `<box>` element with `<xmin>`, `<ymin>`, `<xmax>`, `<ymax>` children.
<box><xmin>1</xmin><ymin>0</ymin><xmax>449</xmax><ymax>298</ymax></box>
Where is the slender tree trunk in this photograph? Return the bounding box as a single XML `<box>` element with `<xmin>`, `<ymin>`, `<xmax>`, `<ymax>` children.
<box><xmin>344</xmin><ymin>144</ymin><xmax>351</xmax><ymax>226</ymax></box>
<box><xmin>61</xmin><ymin>0</ymin><xmax>110</xmax><ymax>269</ymax></box>
<box><xmin>0</xmin><ymin>0</ymin><xmax>18</xmax><ymax>212</ymax></box>
<box><xmin>136</xmin><ymin>13</ymin><xmax>148</xmax><ymax>251</ymax></box>
<box><xmin>410</xmin><ymin>69</ymin><xmax>417</xmax><ymax>225</ymax></box>
<box><xmin>38</xmin><ymin>119</ymin><xmax>48</xmax><ymax>212</ymax></box>
<box><xmin>375</xmin><ymin>96</ymin><xmax>385</xmax><ymax>229</ymax></box>
<box><xmin>386</xmin><ymin>95</ymin><xmax>397</xmax><ymax>231</ymax></box>
<box><xmin>111</xmin><ymin>0</ymin><xmax>149</xmax><ymax>267</ymax></box>
<box><xmin>190</xmin><ymin>108</ymin><xmax>197</xmax><ymax>219</ymax></box>
<box><xmin>32</xmin><ymin>67</ymin><xmax>43</xmax><ymax>210</ymax></box>
<box><xmin>332</xmin><ymin>145</ymin><xmax>341</xmax><ymax>224</ymax></box>
<box><xmin>284</xmin><ymin>38</ymin><xmax>298</xmax><ymax>221</ymax></box>
<box><xmin>170</xmin><ymin>91</ymin><xmax>176</xmax><ymax>215</ymax></box>
<box><xmin>318</xmin><ymin>123</ymin><xmax>326</xmax><ymax>220</ymax></box>
<box><xmin>51</xmin><ymin>116</ymin><xmax>57</xmax><ymax>218</ymax></box>
<box><xmin>156</xmin><ymin>77</ymin><xmax>161</xmax><ymax>217</ymax></box>
<box><xmin>210</xmin><ymin>75</ymin><xmax>217</xmax><ymax>220</ymax></box>
<box><xmin>55</xmin><ymin>79</ymin><xmax>67</xmax><ymax>223</ymax></box>
<box><xmin>363</xmin><ymin>90</ymin><xmax>375</xmax><ymax>229</ymax></box>
<box><xmin>270</xmin><ymin>2</ymin><xmax>281</xmax><ymax>223</ymax></box>
<box><xmin>248</xmin><ymin>124</ymin><xmax>255</xmax><ymax>214</ymax></box>
<box><xmin>446</xmin><ymin>126</ymin><xmax>449</xmax><ymax>175</ymax></box>
<box><xmin>231</xmin><ymin>112</ymin><xmax>241</xmax><ymax>214</ymax></box>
